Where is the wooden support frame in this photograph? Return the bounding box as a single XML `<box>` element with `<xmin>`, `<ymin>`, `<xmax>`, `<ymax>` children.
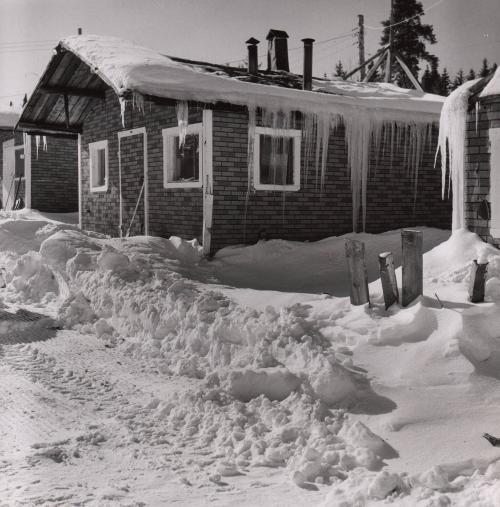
<box><xmin>344</xmin><ymin>45</ymin><xmax>389</xmax><ymax>80</ymax></box>
<box><xmin>117</xmin><ymin>127</ymin><xmax>149</xmax><ymax>237</ymax></box>
<box><xmin>39</xmin><ymin>85</ymin><xmax>106</xmax><ymax>99</ymax></box>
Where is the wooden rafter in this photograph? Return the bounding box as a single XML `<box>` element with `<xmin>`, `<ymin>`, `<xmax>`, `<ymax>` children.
<box><xmin>40</xmin><ymin>85</ymin><xmax>105</xmax><ymax>99</ymax></box>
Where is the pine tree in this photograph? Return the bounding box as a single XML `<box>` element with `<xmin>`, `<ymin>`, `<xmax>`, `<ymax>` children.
<box><xmin>380</xmin><ymin>0</ymin><xmax>438</xmax><ymax>88</ymax></box>
<box><xmin>334</xmin><ymin>60</ymin><xmax>347</xmax><ymax>79</ymax></box>
<box><xmin>421</xmin><ymin>60</ymin><xmax>441</xmax><ymax>94</ymax></box>
<box><xmin>439</xmin><ymin>68</ymin><xmax>451</xmax><ymax>96</ymax></box>
<box><xmin>451</xmin><ymin>69</ymin><xmax>465</xmax><ymax>90</ymax></box>
<box><xmin>479</xmin><ymin>58</ymin><xmax>490</xmax><ymax>78</ymax></box>
<box><xmin>467</xmin><ymin>68</ymin><xmax>476</xmax><ymax>81</ymax></box>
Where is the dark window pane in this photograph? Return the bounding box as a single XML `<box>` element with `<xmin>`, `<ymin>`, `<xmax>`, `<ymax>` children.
<box><xmin>172</xmin><ymin>134</ymin><xmax>199</xmax><ymax>182</ymax></box>
<box><xmin>259</xmin><ymin>134</ymin><xmax>294</xmax><ymax>185</ymax></box>
<box><xmin>95</xmin><ymin>147</ymin><xmax>106</xmax><ymax>187</ymax></box>
<box><xmin>15</xmin><ymin>148</ymin><xmax>24</xmax><ymax>178</ymax></box>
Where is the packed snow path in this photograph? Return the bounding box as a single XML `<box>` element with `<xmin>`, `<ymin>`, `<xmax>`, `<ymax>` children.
<box><xmin>0</xmin><ymin>309</ymin><xmax>318</xmax><ymax>506</ymax></box>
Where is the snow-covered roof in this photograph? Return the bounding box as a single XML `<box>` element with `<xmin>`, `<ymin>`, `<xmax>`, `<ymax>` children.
<box><xmin>479</xmin><ymin>66</ymin><xmax>500</xmax><ymax>97</ymax></box>
<box><xmin>59</xmin><ymin>35</ymin><xmax>444</xmax><ymax>122</ymax></box>
<box><xmin>0</xmin><ymin>107</ymin><xmax>21</xmax><ymax>128</ymax></box>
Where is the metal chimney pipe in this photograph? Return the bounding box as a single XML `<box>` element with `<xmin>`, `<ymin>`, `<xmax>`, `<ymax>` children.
<box><xmin>246</xmin><ymin>38</ymin><xmax>260</xmax><ymax>75</ymax></box>
<box><xmin>301</xmin><ymin>38</ymin><xmax>315</xmax><ymax>91</ymax></box>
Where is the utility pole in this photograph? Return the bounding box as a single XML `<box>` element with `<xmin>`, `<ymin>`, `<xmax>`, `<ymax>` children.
<box><xmin>358</xmin><ymin>15</ymin><xmax>365</xmax><ymax>80</ymax></box>
<box><xmin>384</xmin><ymin>0</ymin><xmax>394</xmax><ymax>82</ymax></box>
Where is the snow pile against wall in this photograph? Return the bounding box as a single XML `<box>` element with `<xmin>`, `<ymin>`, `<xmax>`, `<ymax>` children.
<box><xmin>437</xmin><ymin>79</ymin><xmax>481</xmax><ymax>230</ymax></box>
<box><xmin>479</xmin><ymin>65</ymin><xmax>500</xmax><ymax>98</ymax></box>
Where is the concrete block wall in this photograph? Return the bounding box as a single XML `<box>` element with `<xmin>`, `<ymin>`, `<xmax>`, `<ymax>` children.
<box><xmin>464</xmin><ymin>96</ymin><xmax>500</xmax><ymax>248</ymax></box>
<box><xmin>80</xmin><ymin>90</ymin><xmax>203</xmax><ymax>239</ymax></box>
<box><xmin>210</xmin><ymin>108</ymin><xmax>451</xmax><ymax>252</ymax></box>
<box><xmin>31</xmin><ymin>136</ymin><xmax>78</xmax><ymax>212</ymax></box>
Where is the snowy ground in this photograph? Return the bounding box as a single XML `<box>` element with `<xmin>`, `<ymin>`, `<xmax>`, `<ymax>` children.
<box><xmin>1</xmin><ymin>210</ymin><xmax>500</xmax><ymax>506</ymax></box>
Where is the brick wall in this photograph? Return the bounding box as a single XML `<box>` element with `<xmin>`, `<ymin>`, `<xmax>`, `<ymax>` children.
<box><xmin>464</xmin><ymin>96</ymin><xmax>500</xmax><ymax>248</ymax></box>
<box><xmin>0</xmin><ymin>129</ymin><xmax>25</xmax><ymax>207</ymax></box>
<box><xmin>1</xmin><ymin>129</ymin><xmax>77</xmax><ymax>212</ymax></box>
<box><xmin>210</xmin><ymin>108</ymin><xmax>451</xmax><ymax>252</ymax></box>
<box><xmin>81</xmin><ymin>90</ymin><xmax>203</xmax><ymax>239</ymax></box>
<box><xmin>31</xmin><ymin>136</ymin><xmax>78</xmax><ymax>212</ymax></box>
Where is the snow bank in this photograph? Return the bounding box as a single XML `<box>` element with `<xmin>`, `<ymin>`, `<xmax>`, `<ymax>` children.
<box><xmin>2</xmin><ymin>212</ymin><xmax>500</xmax><ymax>504</ymax></box>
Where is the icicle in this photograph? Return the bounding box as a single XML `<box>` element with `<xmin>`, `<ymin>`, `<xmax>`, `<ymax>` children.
<box><xmin>244</xmin><ymin>107</ymin><xmax>257</xmax><ymax>241</ymax></box>
<box><xmin>475</xmin><ymin>101</ymin><xmax>480</xmax><ymax>133</ymax></box>
<box><xmin>132</xmin><ymin>92</ymin><xmax>145</xmax><ymax>114</ymax></box>
<box><xmin>176</xmin><ymin>101</ymin><xmax>189</xmax><ymax>148</ymax></box>
<box><xmin>42</xmin><ymin>136</ymin><xmax>47</xmax><ymax>152</ymax></box>
<box><xmin>35</xmin><ymin>135</ymin><xmax>40</xmax><ymax>159</ymax></box>
<box><xmin>436</xmin><ymin>79</ymin><xmax>480</xmax><ymax>230</ymax></box>
<box><xmin>119</xmin><ymin>97</ymin><xmax>128</xmax><ymax>127</ymax></box>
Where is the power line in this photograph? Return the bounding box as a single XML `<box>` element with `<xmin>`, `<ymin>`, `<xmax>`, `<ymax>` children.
<box><xmin>365</xmin><ymin>0</ymin><xmax>447</xmax><ymax>30</ymax></box>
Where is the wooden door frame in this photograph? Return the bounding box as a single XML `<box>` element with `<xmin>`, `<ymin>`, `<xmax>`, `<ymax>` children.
<box><xmin>117</xmin><ymin>127</ymin><xmax>148</xmax><ymax>237</ymax></box>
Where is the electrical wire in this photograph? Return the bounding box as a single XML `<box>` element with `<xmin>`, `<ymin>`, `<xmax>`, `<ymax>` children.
<box><xmin>365</xmin><ymin>0</ymin><xmax>447</xmax><ymax>30</ymax></box>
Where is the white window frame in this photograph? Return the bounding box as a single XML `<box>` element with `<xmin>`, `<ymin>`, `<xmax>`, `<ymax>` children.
<box><xmin>14</xmin><ymin>145</ymin><xmax>26</xmax><ymax>180</ymax></box>
<box><xmin>162</xmin><ymin>123</ymin><xmax>203</xmax><ymax>189</ymax></box>
<box><xmin>89</xmin><ymin>140</ymin><xmax>109</xmax><ymax>193</ymax></box>
<box><xmin>253</xmin><ymin>126</ymin><xmax>301</xmax><ymax>192</ymax></box>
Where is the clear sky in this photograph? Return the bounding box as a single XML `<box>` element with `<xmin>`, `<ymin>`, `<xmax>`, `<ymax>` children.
<box><xmin>1</xmin><ymin>0</ymin><xmax>499</xmax><ymax>108</ymax></box>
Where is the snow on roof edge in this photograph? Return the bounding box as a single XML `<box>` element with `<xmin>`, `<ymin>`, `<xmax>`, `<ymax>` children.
<box><xmin>59</xmin><ymin>34</ymin><xmax>443</xmax><ymax>123</ymax></box>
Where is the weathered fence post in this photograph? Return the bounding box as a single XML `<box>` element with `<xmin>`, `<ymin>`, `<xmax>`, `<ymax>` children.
<box><xmin>379</xmin><ymin>251</ymin><xmax>399</xmax><ymax>309</ymax></box>
<box><xmin>401</xmin><ymin>229</ymin><xmax>423</xmax><ymax>307</ymax></box>
<box><xmin>468</xmin><ymin>260</ymin><xmax>488</xmax><ymax>303</ymax></box>
<box><xmin>345</xmin><ymin>238</ymin><xmax>370</xmax><ymax>306</ymax></box>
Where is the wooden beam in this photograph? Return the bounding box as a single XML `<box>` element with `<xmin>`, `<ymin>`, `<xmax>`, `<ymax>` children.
<box><xmin>40</xmin><ymin>85</ymin><xmax>106</xmax><ymax>99</ymax></box>
<box><xmin>345</xmin><ymin>238</ymin><xmax>370</xmax><ymax>306</ymax></box>
<box><xmin>468</xmin><ymin>260</ymin><xmax>488</xmax><ymax>303</ymax></box>
<box><xmin>17</xmin><ymin>121</ymin><xmax>81</xmax><ymax>136</ymax></box>
<box><xmin>379</xmin><ymin>251</ymin><xmax>399</xmax><ymax>309</ymax></box>
<box><xmin>64</xmin><ymin>93</ymin><xmax>70</xmax><ymax>128</ymax></box>
<box><xmin>393</xmin><ymin>51</ymin><xmax>424</xmax><ymax>92</ymax></box>
<box><xmin>401</xmin><ymin>229</ymin><xmax>423</xmax><ymax>306</ymax></box>
<box><xmin>345</xmin><ymin>44</ymin><xmax>389</xmax><ymax>80</ymax></box>
<box><xmin>364</xmin><ymin>48</ymin><xmax>389</xmax><ymax>83</ymax></box>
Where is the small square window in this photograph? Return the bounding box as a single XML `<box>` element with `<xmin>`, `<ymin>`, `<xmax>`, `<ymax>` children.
<box><xmin>89</xmin><ymin>140</ymin><xmax>108</xmax><ymax>192</ymax></box>
<box><xmin>253</xmin><ymin>127</ymin><xmax>301</xmax><ymax>191</ymax></box>
<box><xmin>163</xmin><ymin>124</ymin><xmax>203</xmax><ymax>188</ymax></box>
<box><xmin>14</xmin><ymin>147</ymin><xmax>25</xmax><ymax>179</ymax></box>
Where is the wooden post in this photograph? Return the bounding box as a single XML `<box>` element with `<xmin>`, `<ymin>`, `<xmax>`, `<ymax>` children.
<box><xmin>379</xmin><ymin>251</ymin><xmax>399</xmax><ymax>309</ymax></box>
<box><xmin>358</xmin><ymin>15</ymin><xmax>365</xmax><ymax>80</ymax></box>
<box><xmin>468</xmin><ymin>260</ymin><xmax>488</xmax><ymax>303</ymax></box>
<box><xmin>401</xmin><ymin>230</ymin><xmax>423</xmax><ymax>306</ymax></box>
<box><xmin>345</xmin><ymin>238</ymin><xmax>370</xmax><ymax>306</ymax></box>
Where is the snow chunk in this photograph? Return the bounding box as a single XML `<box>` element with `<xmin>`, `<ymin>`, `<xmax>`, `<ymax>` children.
<box><xmin>226</xmin><ymin>367</ymin><xmax>301</xmax><ymax>402</ymax></box>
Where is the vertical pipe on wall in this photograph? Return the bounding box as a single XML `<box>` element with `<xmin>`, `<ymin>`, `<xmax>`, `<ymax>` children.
<box><xmin>77</xmin><ymin>133</ymin><xmax>82</xmax><ymax>228</ymax></box>
<box><xmin>143</xmin><ymin>130</ymin><xmax>149</xmax><ymax>236</ymax></box>
<box><xmin>118</xmin><ymin>136</ymin><xmax>123</xmax><ymax>237</ymax></box>
<box><xmin>24</xmin><ymin>135</ymin><xmax>32</xmax><ymax>209</ymax></box>
<box><xmin>202</xmin><ymin>109</ymin><xmax>213</xmax><ymax>256</ymax></box>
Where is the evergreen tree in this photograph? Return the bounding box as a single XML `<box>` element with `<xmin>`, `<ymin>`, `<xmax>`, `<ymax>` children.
<box><xmin>451</xmin><ymin>69</ymin><xmax>465</xmax><ymax>90</ymax></box>
<box><xmin>380</xmin><ymin>0</ymin><xmax>438</xmax><ymax>88</ymax></box>
<box><xmin>439</xmin><ymin>67</ymin><xmax>451</xmax><ymax>96</ymax></box>
<box><xmin>467</xmin><ymin>68</ymin><xmax>476</xmax><ymax>81</ymax></box>
<box><xmin>334</xmin><ymin>60</ymin><xmax>347</xmax><ymax>79</ymax></box>
<box><xmin>421</xmin><ymin>66</ymin><xmax>432</xmax><ymax>91</ymax></box>
<box><xmin>479</xmin><ymin>58</ymin><xmax>490</xmax><ymax>78</ymax></box>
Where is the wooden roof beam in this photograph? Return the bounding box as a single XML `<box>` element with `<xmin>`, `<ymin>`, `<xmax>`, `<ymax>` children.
<box><xmin>16</xmin><ymin>120</ymin><xmax>81</xmax><ymax>136</ymax></box>
<box><xmin>39</xmin><ymin>85</ymin><xmax>106</xmax><ymax>99</ymax></box>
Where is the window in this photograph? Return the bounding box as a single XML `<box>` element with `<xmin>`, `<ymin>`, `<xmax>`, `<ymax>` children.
<box><xmin>14</xmin><ymin>146</ymin><xmax>25</xmax><ymax>178</ymax></box>
<box><xmin>163</xmin><ymin>124</ymin><xmax>202</xmax><ymax>188</ymax></box>
<box><xmin>89</xmin><ymin>140</ymin><xmax>108</xmax><ymax>192</ymax></box>
<box><xmin>253</xmin><ymin>127</ymin><xmax>301</xmax><ymax>191</ymax></box>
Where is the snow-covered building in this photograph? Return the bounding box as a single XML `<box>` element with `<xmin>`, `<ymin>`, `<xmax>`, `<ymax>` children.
<box><xmin>0</xmin><ymin>106</ymin><xmax>78</xmax><ymax>212</ymax></box>
<box><xmin>438</xmin><ymin>69</ymin><xmax>500</xmax><ymax>247</ymax></box>
<box><xmin>17</xmin><ymin>33</ymin><xmax>450</xmax><ymax>254</ymax></box>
